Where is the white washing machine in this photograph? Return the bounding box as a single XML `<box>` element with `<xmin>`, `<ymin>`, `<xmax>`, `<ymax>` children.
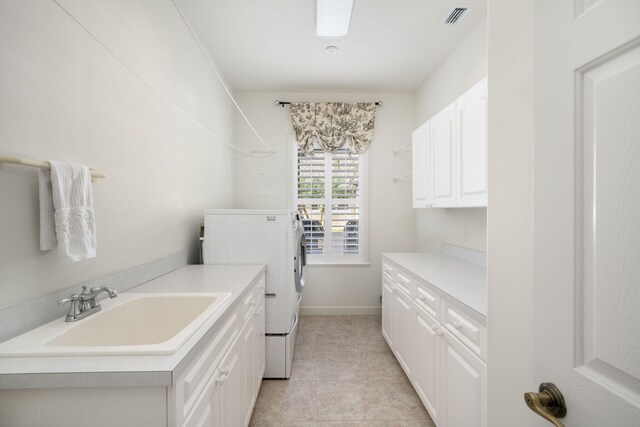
<box><xmin>203</xmin><ymin>209</ymin><xmax>305</xmax><ymax>378</ymax></box>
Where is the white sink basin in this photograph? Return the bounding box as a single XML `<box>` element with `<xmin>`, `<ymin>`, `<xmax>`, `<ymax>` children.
<box><xmin>0</xmin><ymin>292</ymin><xmax>232</xmax><ymax>357</ymax></box>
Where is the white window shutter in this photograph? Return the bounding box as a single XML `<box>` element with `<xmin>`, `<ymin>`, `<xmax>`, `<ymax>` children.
<box><xmin>295</xmin><ymin>144</ymin><xmax>365</xmax><ymax>263</ymax></box>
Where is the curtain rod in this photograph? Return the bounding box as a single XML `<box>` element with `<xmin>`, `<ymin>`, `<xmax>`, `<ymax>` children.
<box><xmin>274</xmin><ymin>100</ymin><xmax>383</xmax><ymax>108</ymax></box>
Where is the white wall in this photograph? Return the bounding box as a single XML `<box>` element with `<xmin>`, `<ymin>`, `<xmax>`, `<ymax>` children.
<box><xmin>414</xmin><ymin>16</ymin><xmax>488</xmax><ymax>253</ymax></box>
<box><xmin>233</xmin><ymin>92</ymin><xmax>416</xmax><ymax>314</ymax></box>
<box><xmin>0</xmin><ymin>0</ymin><xmax>235</xmax><ymax>308</ymax></box>
<box><xmin>486</xmin><ymin>1</ymin><xmax>536</xmax><ymax>426</ymax></box>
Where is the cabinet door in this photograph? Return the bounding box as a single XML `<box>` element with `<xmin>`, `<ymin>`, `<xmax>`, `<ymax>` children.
<box><xmin>412</xmin><ymin>122</ymin><xmax>432</xmax><ymax>208</ymax></box>
<box><xmin>413</xmin><ymin>307</ymin><xmax>440</xmax><ymax>424</ymax></box>
<box><xmin>256</xmin><ymin>296</ymin><xmax>266</xmax><ymax>381</ymax></box>
<box><xmin>440</xmin><ymin>330</ymin><xmax>487</xmax><ymax>427</ymax></box>
<box><xmin>394</xmin><ymin>289</ymin><xmax>414</xmax><ymax>376</ymax></box>
<box><xmin>214</xmin><ymin>338</ymin><xmax>243</xmax><ymax>427</ymax></box>
<box><xmin>430</xmin><ymin>103</ymin><xmax>456</xmax><ymax>207</ymax></box>
<box><xmin>456</xmin><ymin>79</ymin><xmax>488</xmax><ymax>207</ymax></box>
<box><xmin>381</xmin><ymin>277</ymin><xmax>396</xmax><ymax>349</ymax></box>
<box><xmin>242</xmin><ymin>319</ymin><xmax>256</xmax><ymax>427</ymax></box>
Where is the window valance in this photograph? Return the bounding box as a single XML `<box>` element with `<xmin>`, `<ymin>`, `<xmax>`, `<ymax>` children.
<box><xmin>290</xmin><ymin>102</ymin><xmax>377</xmax><ymax>155</ymax></box>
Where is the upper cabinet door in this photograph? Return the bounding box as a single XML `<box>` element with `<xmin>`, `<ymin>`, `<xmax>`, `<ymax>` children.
<box><xmin>412</xmin><ymin>121</ymin><xmax>431</xmax><ymax>208</ymax></box>
<box><xmin>430</xmin><ymin>103</ymin><xmax>457</xmax><ymax>207</ymax></box>
<box><xmin>456</xmin><ymin>78</ymin><xmax>488</xmax><ymax>207</ymax></box>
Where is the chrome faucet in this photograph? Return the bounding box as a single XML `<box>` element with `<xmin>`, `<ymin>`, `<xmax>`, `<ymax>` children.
<box><xmin>58</xmin><ymin>286</ymin><xmax>118</xmax><ymax>322</ymax></box>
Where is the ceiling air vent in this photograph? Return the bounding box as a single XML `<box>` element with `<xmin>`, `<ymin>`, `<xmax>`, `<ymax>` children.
<box><xmin>442</xmin><ymin>5</ymin><xmax>473</xmax><ymax>26</ymax></box>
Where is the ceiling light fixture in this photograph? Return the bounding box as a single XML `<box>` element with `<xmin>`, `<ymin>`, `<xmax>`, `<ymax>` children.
<box><xmin>325</xmin><ymin>45</ymin><xmax>339</xmax><ymax>54</ymax></box>
<box><xmin>316</xmin><ymin>0</ymin><xmax>354</xmax><ymax>38</ymax></box>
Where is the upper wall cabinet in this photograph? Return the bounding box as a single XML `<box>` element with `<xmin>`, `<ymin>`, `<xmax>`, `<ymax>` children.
<box><xmin>412</xmin><ymin>122</ymin><xmax>431</xmax><ymax>208</ymax></box>
<box><xmin>412</xmin><ymin>78</ymin><xmax>488</xmax><ymax>208</ymax></box>
<box><xmin>430</xmin><ymin>103</ymin><xmax>457</xmax><ymax>207</ymax></box>
<box><xmin>456</xmin><ymin>79</ymin><xmax>488</xmax><ymax>207</ymax></box>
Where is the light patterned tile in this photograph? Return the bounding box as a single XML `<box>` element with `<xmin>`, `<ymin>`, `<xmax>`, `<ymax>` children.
<box><xmin>316</xmin><ymin>379</ymin><xmax>429</xmax><ymax>421</ymax></box>
<box><xmin>385</xmin><ymin>421</ymin><xmax>436</xmax><ymax>427</ymax></box>
<box><xmin>250</xmin><ymin>380</ymin><xmax>317</xmax><ymax>423</ymax></box>
<box><xmin>250</xmin><ymin>422</ymin><xmax>318</xmax><ymax>427</ymax></box>
<box><xmin>252</xmin><ymin>316</ymin><xmax>435</xmax><ymax>427</ymax></box>
<box><xmin>317</xmin><ymin>422</ymin><xmax>387</xmax><ymax>427</ymax></box>
<box><xmin>290</xmin><ymin>358</ymin><xmax>320</xmax><ymax>381</ymax></box>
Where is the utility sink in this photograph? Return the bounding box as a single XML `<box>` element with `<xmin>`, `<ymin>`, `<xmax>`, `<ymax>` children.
<box><xmin>0</xmin><ymin>292</ymin><xmax>232</xmax><ymax>357</ymax></box>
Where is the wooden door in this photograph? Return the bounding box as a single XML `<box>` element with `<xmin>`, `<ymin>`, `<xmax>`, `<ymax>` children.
<box><xmin>530</xmin><ymin>0</ymin><xmax>640</xmax><ymax>425</ymax></box>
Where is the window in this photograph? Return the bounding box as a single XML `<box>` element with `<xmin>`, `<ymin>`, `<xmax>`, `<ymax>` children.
<box><xmin>293</xmin><ymin>141</ymin><xmax>368</xmax><ymax>264</ymax></box>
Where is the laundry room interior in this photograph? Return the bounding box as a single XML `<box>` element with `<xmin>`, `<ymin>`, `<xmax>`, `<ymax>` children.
<box><xmin>0</xmin><ymin>1</ymin><xmax>639</xmax><ymax>427</ymax></box>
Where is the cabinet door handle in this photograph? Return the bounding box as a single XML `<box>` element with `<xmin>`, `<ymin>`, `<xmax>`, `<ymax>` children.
<box><xmin>453</xmin><ymin>321</ymin><xmax>462</xmax><ymax>330</ymax></box>
<box><xmin>432</xmin><ymin>323</ymin><xmax>440</xmax><ymax>332</ymax></box>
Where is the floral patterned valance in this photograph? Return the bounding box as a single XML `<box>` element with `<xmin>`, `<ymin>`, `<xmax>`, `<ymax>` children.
<box><xmin>290</xmin><ymin>102</ymin><xmax>377</xmax><ymax>155</ymax></box>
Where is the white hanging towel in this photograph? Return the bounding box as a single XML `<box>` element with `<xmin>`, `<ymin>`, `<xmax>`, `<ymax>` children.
<box><xmin>45</xmin><ymin>161</ymin><xmax>97</xmax><ymax>262</ymax></box>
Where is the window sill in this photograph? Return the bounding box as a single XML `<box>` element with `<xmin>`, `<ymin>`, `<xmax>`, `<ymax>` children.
<box><xmin>306</xmin><ymin>261</ymin><xmax>371</xmax><ymax>267</ymax></box>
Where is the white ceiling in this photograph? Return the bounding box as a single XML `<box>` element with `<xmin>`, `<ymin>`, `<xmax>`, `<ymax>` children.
<box><xmin>175</xmin><ymin>0</ymin><xmax>487</xmax><ymax>92</ymax></box>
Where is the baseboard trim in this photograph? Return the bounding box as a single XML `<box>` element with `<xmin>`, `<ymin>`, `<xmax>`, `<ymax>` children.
<box><xmin>299</xmin><ymin>306</ymin><xmax>382</xmax><ymax>316</ymax></box>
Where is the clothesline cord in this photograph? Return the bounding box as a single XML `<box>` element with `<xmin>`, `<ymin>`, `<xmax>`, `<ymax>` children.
<box><xmin>171</xmin><ymin>0</ymin><xmax>275</xmax><ymax>155</ymax></box>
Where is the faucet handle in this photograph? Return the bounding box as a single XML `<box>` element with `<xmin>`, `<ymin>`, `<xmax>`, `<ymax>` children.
<box><xmin>58</xmin><ymin>294</ymin><xmax>81</xmax><ymax>322</ymax></box>
<box><xmin>58</xmin><ymin>294</ymin><xmax>79</xmax><ymax>305</ymax></box>
<box><xmin>90</xmin><ymin>286</ymin><xmax>118</xmax><ymax>298</ymax></box>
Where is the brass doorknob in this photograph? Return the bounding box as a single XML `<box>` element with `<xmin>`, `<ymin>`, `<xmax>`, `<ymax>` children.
<box><xmin>524</xmin><ymin>382</ymin><xmax>567</xmax><ymax>427</ymax></box>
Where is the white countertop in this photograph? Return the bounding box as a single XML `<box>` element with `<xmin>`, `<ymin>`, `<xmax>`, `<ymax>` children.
<box><xmin>382</xmin><ymin>252</ymin><xmax>487</xmax><ymax>318</ymax></box>
<box><xmin>0</xmin><ymin>264</ymin><xmax>265</xmax><ymax>389</ymax></box>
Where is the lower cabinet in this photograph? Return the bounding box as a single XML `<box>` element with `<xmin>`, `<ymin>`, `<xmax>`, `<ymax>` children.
<box><xmin>381</xmin><ymin>266</ymin><xmax>486</xmax><ymax>427</ymax></box>
<box><xmin>216</xmin><ymin>337</ymin><xmax>243</xmax><ymax>427</ymax></box>
<box><xmin>381</xmin><ymin>277</ymin><xmax>396</xmax><ymax>348</ymax></box>
<box><xmin>241</xmin><ymin>318</ymin><xmax>257</xmax><ymax>426</ymax></box>
<box><xmin>440</xmin><ymin>329</ymin><xmax>487</xmax><ymax>427</ymax></box>
<box><xmin>394</xmin><ymin>289</ymin><xmax>414</xmax><ymax>377</ymax></box>
<box><xmin>241</xmin><ymin>291</ymin><xmax>265</xmax><ymax>426</ymax></box>
<box><xmin>177</xmin><ymin>276</ymin><xmax>266</xmax><ymax>427</ymax></box>
<box><xmin>413</xmin><ymin>306</ymin><xmax>440</xmax><ymax>424</ymax></box>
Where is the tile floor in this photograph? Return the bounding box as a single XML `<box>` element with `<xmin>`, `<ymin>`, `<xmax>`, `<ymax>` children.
<box><xmin>249</xmin><ymin>315</ymin><xmax>436</xmax><ymax>427</ymax></box>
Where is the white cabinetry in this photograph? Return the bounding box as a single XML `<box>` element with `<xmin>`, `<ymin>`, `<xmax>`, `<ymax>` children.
<box><xmin>456</xmin><ymin>79</ymin><xmax>488</xmax><ymax>207</ymax></box>
<box><xmin>217</xmin><ymin>337</ymin><xmax>243</xmax><ymax>427</ymax></box>
<box><xmin>412</xmin><ymin>78</ymin><xmax>488</xmax><ymax>208</ymax></box>
<box><xmin>381</xmin><ymin>276</ymin><xmax>396</xmax><ymax>348</ymax></box>
<box><xmin>412</xmin><ymin>122</ymin><xmax>431</xmax><ymax>208</ymax></box>
<box><xmin>413</xmin><ymin>306</ymin><xmax>440</xmax><ymax>423</ymax></box>
<box><xmin>430</xmin><ymin>103</ymin><xmax>457</xmax><ymax>207</ymax></box>
<box><xmin>175</xmin><ymin>276</ymin><xmax>265</xmax><ymax>427</ymax></box>
<box><xmin>381</xmin><ymin>256</ymin><xmax>486</xmax><ymax>427</ymax></box>
<box><xmin>440</xmin><ymin>329</ymin><xmax>486</xmax><ymax>427</ymax></box>
<box><xmin>394</xmin><ymin>288</ymin><xmax>414</xmax><ymax>376</ymax></box>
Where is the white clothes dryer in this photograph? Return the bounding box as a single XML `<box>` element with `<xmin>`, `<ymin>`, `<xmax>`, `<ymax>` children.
<box><xmin>203</xmin><ymin>209</ymin><xmax>305</xmax><ymax>379</ymax></box>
